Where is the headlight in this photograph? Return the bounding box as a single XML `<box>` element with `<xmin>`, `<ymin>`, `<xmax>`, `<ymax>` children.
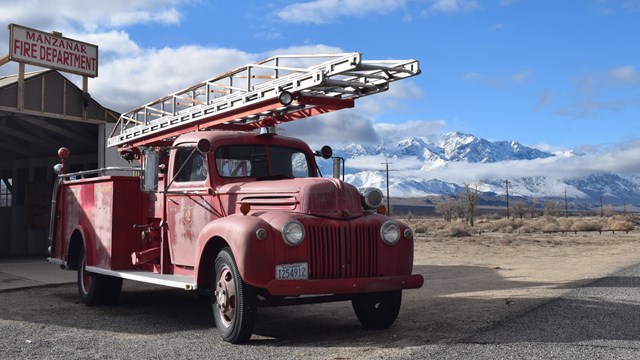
<box><xmin>361</xmin><ymin>187</ymin><xmax>384</xmax><ymax>210</ymax></box>
<box><xmin>380</xmin><ymin>220</ymin><xmax>400</xmax><ymax>245</ymax></box>
<box><xmin>282</xmin><ymin>220</ymin><xmax>305</xmax><ymax>246</ymax></box>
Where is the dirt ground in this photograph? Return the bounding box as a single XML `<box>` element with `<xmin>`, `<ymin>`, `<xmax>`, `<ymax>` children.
<box><xmin>2</xmin><ymin>230</ymin><xmax>639</xmax><ymax>359</ymax></box>
<box><xmin>403</xmin><ymin>230</ymin><xmax>640</xmax><ymax>343</ymax></box>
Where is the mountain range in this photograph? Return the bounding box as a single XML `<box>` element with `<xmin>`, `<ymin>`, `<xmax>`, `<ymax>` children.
<box><xmin>315</xmin><ymin>131</ymin><xmax>640</xmax><ymax>210</ymax></box>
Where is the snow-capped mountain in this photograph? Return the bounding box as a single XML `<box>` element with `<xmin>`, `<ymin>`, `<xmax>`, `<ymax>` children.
<box><xmin>316</xmin><ymin>131</ymin><xmax>640</xmax><ymax>206</ymax></box>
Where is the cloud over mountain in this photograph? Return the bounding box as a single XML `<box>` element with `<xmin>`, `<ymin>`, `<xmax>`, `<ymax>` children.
<box><xmin>314</xmin><ymin>129</ymin><xmax>640</xmax><ymax>204</ymax></box>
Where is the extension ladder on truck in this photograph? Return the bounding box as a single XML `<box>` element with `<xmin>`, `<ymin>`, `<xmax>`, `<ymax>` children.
<box><xmin>107</xmin><ymin>52</ymin><xmax>421</xmax><ymax>150</ymax></box>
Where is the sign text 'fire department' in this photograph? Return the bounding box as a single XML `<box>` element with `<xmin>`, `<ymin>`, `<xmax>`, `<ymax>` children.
<box><xmin>8</xmin><ymin>24</ymin><xmax>98</xmax><ymax>77</ymax></box>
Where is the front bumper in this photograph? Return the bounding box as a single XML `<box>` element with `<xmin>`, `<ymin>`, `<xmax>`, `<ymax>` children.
<box><xmin>266</xmin><ymin>274</ymin><xmax>424</xmax><ymax>296</ymax></box>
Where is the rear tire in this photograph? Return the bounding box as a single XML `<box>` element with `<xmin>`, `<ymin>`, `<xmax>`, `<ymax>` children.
<box><xmin>212</xmin><ymin>247</ymin><xmax>256</xmax><ymax>343</ymax></box>
<box><xmin>77</xmin><ymin>246</ymin><xmax>122</xmax><ymax>306</ymax></box>
<box><xmin>352</xmin><ymin>290</ymin><xmax>402</xmax><ymax>329</ymax></box>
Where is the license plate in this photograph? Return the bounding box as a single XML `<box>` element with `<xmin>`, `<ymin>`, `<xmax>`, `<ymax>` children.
<box><xmin>275</xmin><ymin>262</ymin><xmax>308</xmax><ymax>280</ymax></box>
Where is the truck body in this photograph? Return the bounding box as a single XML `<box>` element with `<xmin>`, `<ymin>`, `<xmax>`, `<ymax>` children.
<box><xmin>48</xmin><ymin>53</ymin><xmax>424</xmax><ymax>343</ymax></box>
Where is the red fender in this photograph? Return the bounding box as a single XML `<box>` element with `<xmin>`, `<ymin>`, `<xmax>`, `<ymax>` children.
<box><xmin>194</xmin><ymin>214</ymin><xmax>275</xmax><ymax>288</ymax></box>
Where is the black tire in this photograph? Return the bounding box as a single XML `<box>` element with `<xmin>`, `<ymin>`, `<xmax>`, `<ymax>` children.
<box><xmin>77</xmin><ymin>246</ymin><xmax>123</xmax><ymax>306</ymax></box>
<box><xmin>212</xmin><ymin>247</ymin><xmax>256</xmax><ymax>343</ymax></box>
<box><xmin>351</xmin><ymin>290</ymin><xmax>402</xmax><ymax>329</ymax></box>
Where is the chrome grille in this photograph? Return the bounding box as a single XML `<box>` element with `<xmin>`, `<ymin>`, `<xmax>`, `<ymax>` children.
<box><xmin>307</xmin><ymin>223</ymin><xmax>378</xmax><ymax>279</ymax></box>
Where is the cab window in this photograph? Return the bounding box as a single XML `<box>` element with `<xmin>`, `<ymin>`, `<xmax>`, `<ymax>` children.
<box><xmin>175</xmin><ymin>149</ymin><xmax>208</xmax><ymax>182</ymax></box>
<box><xmin>215</xmin><ymin>145</ymin><xmax>311</xmax><ymax>178</ymax></box>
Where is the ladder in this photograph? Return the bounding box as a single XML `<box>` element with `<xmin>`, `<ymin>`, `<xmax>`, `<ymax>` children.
<box><xmin>107</xmin><ymin>52</ymin><xmax>420</xmax><ymax>150</ymax></box>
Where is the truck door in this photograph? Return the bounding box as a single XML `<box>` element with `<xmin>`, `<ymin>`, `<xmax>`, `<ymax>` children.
<box><xmin>166</xmin><ymin>149</ymin><xmax>214</xmax><ymax>267</ymax></box>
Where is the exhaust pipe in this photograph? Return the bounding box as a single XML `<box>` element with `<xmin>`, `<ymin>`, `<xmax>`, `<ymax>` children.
<box><xmin>332</xmin><ymin>157</ymin><xmax>345</xmax><ymax>181</ymax></box>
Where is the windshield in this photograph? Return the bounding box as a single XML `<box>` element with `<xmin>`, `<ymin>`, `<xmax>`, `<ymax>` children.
<box><xmin>215</xmin><ymin>145</ymin><xmax>312</xmax><ymax>178</ymax></box>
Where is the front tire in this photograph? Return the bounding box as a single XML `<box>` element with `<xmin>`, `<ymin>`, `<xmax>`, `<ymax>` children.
<box><xmin>352</xmin><ymin>290</ymin><xmax>402</xmax><ymax>329</ymax></box>
<box><xmin>77</xmin><ymin>246</ymin><xmax>122</xmax><ymax>306</ymax></box>
<box><xmin>212</xmin><ymin>247</ymin><xmax>256</xmax><ymax>343</ymax></box>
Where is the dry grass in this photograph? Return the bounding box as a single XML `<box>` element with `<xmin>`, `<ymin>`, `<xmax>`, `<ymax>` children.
<box><xmin>608</xmin><ymin>216</ymin><xmax>635</xmax><ymax>231</ymax></box>
<box><xmin>401</xmin><ymin>215</ymin><xmax>638</xmax><ymax>237</ymax></box>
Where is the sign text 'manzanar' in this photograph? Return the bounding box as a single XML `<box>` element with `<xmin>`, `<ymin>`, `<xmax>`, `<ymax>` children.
<box><xmin>8</xmin><ymin>24</ymin><xmax>98</xmax><ymax>77</ymax></box>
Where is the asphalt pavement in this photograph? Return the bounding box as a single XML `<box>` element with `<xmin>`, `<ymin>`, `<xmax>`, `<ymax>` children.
<box><xmin>407</xmin><ymin>262</ymin><xmax>640</xmax><ymax>359</ymax></box>
<box><xmin>0</xmin><ymin>258</ymin><xmax>75</xmax><ymax>291</ymax></box>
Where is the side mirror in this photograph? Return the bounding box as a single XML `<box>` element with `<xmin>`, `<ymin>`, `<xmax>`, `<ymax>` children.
<box><xmin>315</xmin><ymin>145</ymin><xmax>333</xmax><ymax>159</ymax></box>
<box><xmin>141</xmin><ymin>148</ymin><xmax>159</xmax><ymax>193</ymax></box>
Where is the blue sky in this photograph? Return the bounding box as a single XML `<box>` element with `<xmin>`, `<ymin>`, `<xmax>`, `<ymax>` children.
<box><xmin>0</xmin><ymin>0</ymin><xmax>638</xmax><ymax>157</ymax></box>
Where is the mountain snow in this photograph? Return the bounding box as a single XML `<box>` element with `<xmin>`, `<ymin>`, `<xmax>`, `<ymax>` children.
<box><xmin>318</xmin><ymin>131</ymin><xmax>640</xmax><ymax>205</ymax></box>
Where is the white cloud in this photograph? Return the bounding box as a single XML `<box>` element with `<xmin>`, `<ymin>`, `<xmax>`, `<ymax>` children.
<box><xmin>69</xmin><ymin>31</ymin><xmax>141</xmax><ymax>56</ymax></box>
<box><xmin>375</xmin><ymin>120</ymin><xmax>447</xmax><ymax>140</ymax></box>
<box><xmin>491</xmin><ymin>23</ymin><xmax>506</xmax><ymax>30</ymax></box>
<box><xmin>348</xmin><ymin>155</ymin><xmax>424</xmax><ymax>172</ymax></box>
<box><xmin>275</xmin><ymin>0</ymin><xmax>407</xmax><ymax>24</ymax></box>
<box><xmin>532</xmin><ymin>90</ymin><xmax>554</xmax><ymax>111</ymax></box>
<box><xmin>609</xmin><ymin>65</ymin><xmax>640</xmax><ymax>84</ymax></box>
<box><xmin>280</xmin><ymin>110</ymin><xmax>379</xmax><ymax>149</ymax></box>
<box><xmin>91</xmin><ymin>46</ymin><xmax>255</xmax><ymax>111</ymax></box>
<box><xmin>382</xmin><ymin>141</ymin><xmax>640</xmax><ymax>185</ymax></box>
<box><xmin>463</xmin><ymin>70</ymin><xmax>533</xmax><ymax>87</ymax></box>
<box><xmin>554</xmin><ymin>99</ymin><xmax>628</xmax><ymax>118</ymax></box>
<box><xmin>0</xmin><ymin>0</ymin><xmax>184</xmax><ymax>33</ymax></box>
<box><xmin>0</xmin><ymin>0</ymin><xmax>187</xmax><ymax>73</ymax></box>
<box><xmin>511</xmin><ymin>71</ymin><xmax>532</xmax><ymax>84</ymax></box>
<box><xmin>427</xmin><ymin>0</ymin><xmax>479</xmax><ymax>14</ymax></box>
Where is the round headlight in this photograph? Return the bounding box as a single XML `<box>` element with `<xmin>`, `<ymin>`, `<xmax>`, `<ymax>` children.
<box><xmin>380</xmin><ymin>220</ymin><xmax>400</xmax><ymax>245</ymax></box>
<box><xmin>362</xmin><ymin>187</ymin><xmax>384</xmax><ymax>210</ymax></box>
<box><xmin>282</xmin><ymin>220</ymin><xmax>305</xmax><ymax>246</ymax></box>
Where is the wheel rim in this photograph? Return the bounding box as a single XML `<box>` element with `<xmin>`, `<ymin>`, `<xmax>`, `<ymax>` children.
<box><xmin>80</xmin><ymin>257</ymin><xmax>91</xmax><ymax>295</ymax></box>
<box><xmin>215</xmin><ymin>265</ymin><xmax>237</xmax><ymax>328</ymax></box>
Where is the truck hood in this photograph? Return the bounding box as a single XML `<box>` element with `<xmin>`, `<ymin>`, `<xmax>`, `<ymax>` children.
<box><xmin>219</xmin><ymin>178</ymin><xmax>363</xmax><ymax>219</ymax></box>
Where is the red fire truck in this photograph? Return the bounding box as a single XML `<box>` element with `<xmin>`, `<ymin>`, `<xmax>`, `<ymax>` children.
<box><xmin>48</xmin><ymin>53</ymin><xmax>424</xmax><ymax>343</ymax></box>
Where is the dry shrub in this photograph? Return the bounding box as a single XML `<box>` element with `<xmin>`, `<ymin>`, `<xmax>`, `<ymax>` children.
<box><xmin>413</xmin><ymin>223</ymin><xmax>429</xmax><ymax>234</ymax></box>
<box><xmin>628</xmin><ymin>215</ymin><xmax>640</xmax><ymax>226</ymax></box>
<box><xmin>401</xmin><ymin>217</ymin><xmax>432</xmax><ymax>234</ymax></box>
<box><xmin>518</xmin><ymin>223</ymin><xmax>537</xmax><ymax>233</ymax></box>
<box><xmin>607</xmin><ymin>216</ymin><xmax>635</xmax><ymax>231</ymax></box>
<box><xmin>557</xmin><ymin>218</ymin><xmax>574</xmax><ymax>231</ymax></box>
<box><xmin>529</xmin><ymin>215</ymin><xmax>560</xmax><ymax>232</ymax></box>
<box><xmin>434</xmin><ymin>220</ymin><xmax>472</xmax><ymax>237</ymax></box>
<box><xmin>571</xmin><ymin>219</ymin><xmax>604</xmax><ymax>232</ymax></box>
<box><xmin>448</xmin><ymin>223</ymin><xmax>472</xmax><ymax>237</ymax></box>
<box><xmin>478</xmin><ymin>218</ymin><xmax>524</xmax><ymax>233</ymax></box>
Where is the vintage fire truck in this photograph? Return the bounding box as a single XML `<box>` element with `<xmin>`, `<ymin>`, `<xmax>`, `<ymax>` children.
<box><xmin>47</xmin><ymin>53</ymin><xmax>424</xmax><ymax>343</ymax></box>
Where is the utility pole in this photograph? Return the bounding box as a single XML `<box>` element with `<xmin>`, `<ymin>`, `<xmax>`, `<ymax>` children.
<box><xmin>600</xmin><ymin>195</ymin><xmax>604</xmax><ymax>217</ymax></box>
<box><xmin>505</xmin><ymin>179</ymin><xmax>510</xmax><ymax>219</ymax></box>
<box><xmin>564</xmin><ymin>188</ymin><xmax>568</xmax><ymax>217</ymax></box>
<box><xmin>624</xmin><ymin>200</ymin><xmax>627</xmax><ymax>215</ymax></box>
<box><xmin>381</xmin><ymin>159</ymin><xmax>393</xmax><ymax>216</ymax></box>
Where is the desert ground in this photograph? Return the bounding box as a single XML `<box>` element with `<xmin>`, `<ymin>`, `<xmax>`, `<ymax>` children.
<box><xmin>407</xmin><ymin>223</ymin><xmax>640</xmax><ymax>343</ymax></box>
<box><xmin>1</xmin><ymin>216</ymin><xmax>639</xmax><ymax>359</ymax></box>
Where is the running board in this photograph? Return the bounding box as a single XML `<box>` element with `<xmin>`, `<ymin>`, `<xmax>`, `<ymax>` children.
<box><xmin>86</xmin><ymin>266</ymin><xmax>197</xmax><ymax>291</ymax></box>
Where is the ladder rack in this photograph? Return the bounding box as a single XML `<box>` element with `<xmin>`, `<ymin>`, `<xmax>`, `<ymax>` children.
<box><xmin>107</xmin><ymin>52</ymin><xmax>420</xmax><ymax>149</ymax></box>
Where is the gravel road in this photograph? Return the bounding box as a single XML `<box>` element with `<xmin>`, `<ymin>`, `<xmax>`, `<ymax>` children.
<box><xmin>2</xmin><ymin>261</ymin><xmax>640</xmax><ymax>359</ymax></box>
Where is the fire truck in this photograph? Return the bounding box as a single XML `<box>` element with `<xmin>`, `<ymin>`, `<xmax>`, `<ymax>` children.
<box><xmin>47</xmin><ymin>52</ymin><xmax>424</xmax><ymax>343</ymax></box>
